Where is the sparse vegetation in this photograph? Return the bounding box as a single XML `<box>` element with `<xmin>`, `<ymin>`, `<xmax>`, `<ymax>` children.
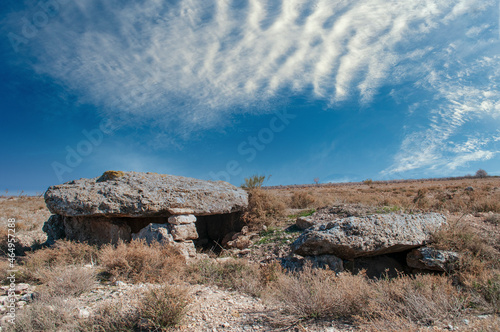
<box><xmin>265</xmin><ymin>265</ymin><xmax>373</xmax><ymax>321</ymax></box>
<box><xmin>2</xmin><ymin>176</ymin><xmax>500</xmax><ymax>331</ymax></box>
<box><xmin>363</xmin><ymin>179</ymin><xmax>373</xmax><ymax>185</ymax></box>
<box><xmin>476</xmin><ymin>169</ymin><xmax>488</xmax><ymax>178</ymax></box>
<box><xmin>187</xmin><ymin>258</ymin><xmax>264</xmax><ymax>296</ymax></box>
<box><xmin>99</xmin><ymin>239</ymin><xmax>185</xmax><ymax>283</ymax></box>
<box><xmin>288</xmin><ymin>208</ymin><xmax>316</xmax><ymax>219</ymax></box>
<box><xmin>289</xmin><ymin>191</ymin><xmax>316</xmax><ymax>209</ymax></box>
<box><xmin>139</xmin><ymin>284</ymin><xmax>191</xmax><ymax>330</ymax></box>
<box><xmin>241</xmin><ymin>174</ymin><xmax>270</xmax><ymax>189</ymax></box>
<box><xmin>84</xmin><ymin>300</ymin><xmax>139</xmax><ymax>332</ymax></box>
<box><xmin>241</xmin><ymin>188</ymin><xmax>286</xmax><ymax>229</ymax></box>
<box><xmin>4</xmin><ymin>295</ymin><xmax>80</xmax><ymax>332</ymax></box>
<box><xmin>40</xmin><ymin>265</ymin><xmax>96</xmax><ymax>297</ymax></box>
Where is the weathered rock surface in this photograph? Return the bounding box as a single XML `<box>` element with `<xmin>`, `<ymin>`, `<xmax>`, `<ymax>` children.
<box><xmin>45</xmin><ymin>171</ymin><xmax>248</xmax><ymax>217</ymax></box>
<box><xmin>291</xmin><ymin>213</ymin><xmax>446</xmax><ymax>259</ymax></box>
<box><xmin>295</xmin><ymin>204</ymin><xmax>383</xmax><ymax>230</ymax></box>
<box><xmin>131</xmin><ymin>223</ymin><xmax>174</xmax><ymax>245</ymax></box>
<box><xmin>44</xmin><ymin>215</ymin><xmax>132</xmax><ymax>245</ymax></box>
<box><xmin>168</xmin><ymin>215</ymin><xmax>197</xmax><ymax>225</ymax></box>
<box><xmin>407</xmin><ymin>247</ymin><xmax>460</xmax><ymax>272</ymax></box>
<box><xmin>169</xmin><ymin>222</ymin><xmax>199</xmax><ymax>241</ymax></box>
<box><xmin>296</xmin><ymin>216</ymin><xmax>315</xmax><ymax>230</ymax></box>
<box><xmin>131</xmin><ymin>223</ymin><xmax>197</xmax><ymax>259</ymax></box>
<box><xmin>42</xmin><ymin>214</ymin><xmax>65</xmax><ymax>245</ymax></box>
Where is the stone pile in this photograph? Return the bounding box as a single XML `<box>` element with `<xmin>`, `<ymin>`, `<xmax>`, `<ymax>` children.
<box><xmin>43</xmin><ymin>171</ymin><xmax>249</xmax><ymax>259</ymax></box>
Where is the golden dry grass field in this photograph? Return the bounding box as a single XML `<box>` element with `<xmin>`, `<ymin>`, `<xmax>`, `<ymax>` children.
<box><xmin>0</xmin><ymin>177</ymin><xmax>499</xmax><ymax>331</ymax></box>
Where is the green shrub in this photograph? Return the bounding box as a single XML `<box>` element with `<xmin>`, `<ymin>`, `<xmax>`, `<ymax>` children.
<box><xmin>241</xmin><ymin>174</ymin><xmax>270</xmax><ymax>189</ymax></box>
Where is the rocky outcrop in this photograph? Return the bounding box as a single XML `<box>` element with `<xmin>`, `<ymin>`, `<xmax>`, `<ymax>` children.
<box><xmin>43</xmin><ymin>171</ymin><xmax>249</xmax><ymax>258</ymax></box>
<box><xmin>407</xmin><ymin>247</ymin><xmax>460</xmax><ymax>272</ymax></box>
<box><xmin>291</xmin><ymin>213</ymin><xmax>446</xmax><ymax>259</ymax></box>
<box><xmin>45</xmin><ymin>171</ymin><xmax>248</xmax><ymax>217</ymax></box>
<box><xmin>295</xmin><ymin>204</ymin><xmax>383</xmax><ymax>230</ymax></box>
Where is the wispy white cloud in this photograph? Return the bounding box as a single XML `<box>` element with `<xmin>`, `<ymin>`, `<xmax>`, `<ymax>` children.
<box><xmin>5</xmin><ymin>0</ymin><xmax>494</xmax><ymax>134</ymax></box>
<box><xmin>385</xmin><ymin>54</ymin><xmax>500</xmax><ymax>175</ymax></box>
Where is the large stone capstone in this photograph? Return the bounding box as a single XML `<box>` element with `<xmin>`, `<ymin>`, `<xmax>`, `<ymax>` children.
<box><xmin>45</xmin><ymin>171</ymin><xmax>248</xmax><ymax>217</ymax></box>
<box><xmin>291</xmin><ymin>213</ymin><xmax>446</xmax><ymax>260</ymax></box>
<box><xmin>43</xmin><ymin>171</ymin><xmax>249</xmax><ymax>257</ymax></box>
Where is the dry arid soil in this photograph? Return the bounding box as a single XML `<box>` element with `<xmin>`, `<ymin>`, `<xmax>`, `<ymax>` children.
<box><xmin>0</xmin><ymin>177</ymin><xmax>499</xmax><ymax>331</ymax></box>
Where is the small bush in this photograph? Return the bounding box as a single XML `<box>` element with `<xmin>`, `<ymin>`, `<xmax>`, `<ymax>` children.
<box><xmin>40</xmin><ymin>265</ymin><xmax>96</xmax><ymax>297</ymax></box>
<box><xmin>368</xmin><ymin>274</ymin><xmax>466</xmax><ymax>326</ymax></box>
<box><xmin>289</xmin><ymin>191</ymin><xmax>317</xmax><ymax>209</ymax></box>
<box><xmin>4</xmin><ymin>295</ymin><xmax>79</xmax><ymax>332</ymax></box>
<box><xmin>363</xmin><ymin>179</ymin><xmax>373</xmax><ymax>185</ymax></box>
<box><xmin>476</xmin><ymin>169</ymin><xmax>488</xmax><ymax>178</ymax></box>
<box><xmin>139</xmin><ymin>284</ymin><xmax>191</xmax><ymax>330</ymax></box>
<box><xmin>241</xmin><ymin>188</ymin><xmax>286</xmax><ymax>229</ymax></box>
<box><xmin>22</xmin><ymin>240</ymin><xmax>98</xmax><ymax>282</ymax></box>
<box><xmin>431</xmin><ymin>218</ymin><xmax>500</xmax><ymax>274</ymax></box>
<box><xmin>99</xmin><ymin>239</ymin><xmax>185</xmax><ymax>283</ymax></box>
<box><xmin>187</xmin><ymin>258</ymin><xmax>263</xmax><ymax>296</ymax></box>
<box><xmin>241</xmin><ymin>174</ymin><xmax>269</xmax><ymax>189</ymax></box>
<box><xmin>413</xmin><ymin>189</ymin><xmax>429</xmax><ymax>209</ymax></box>
<box><xmin>84</xmin><ymin>301</ymin><xmax>139</xmax><ymax>332</ymax></box>
<box><xmin>471</xmin><ymin>272</ymin><xmax>500</xmax><ymax>314</ymax></box>
<box><xmin>264</xmin><ymin>265</ymin><xmax>373</xmax><ymax>321</ymax></box>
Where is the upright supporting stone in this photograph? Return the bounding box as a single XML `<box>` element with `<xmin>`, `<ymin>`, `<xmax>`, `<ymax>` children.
<box><xmin>167</xmin><ymin>214</ymin><xmax>198</xmax><ymax>241</ymax></box>
<box><xmin>168</xmin><ymin>215</ymin><xmax>197</xmax><ymax>225</ymax></box>
<box><xmin>171</xmin><ymin>241</ymin><xmax>197</xmax><ymax>258</ymax></box>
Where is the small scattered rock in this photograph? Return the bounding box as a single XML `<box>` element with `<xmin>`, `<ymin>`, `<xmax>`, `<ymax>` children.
<box><xmin>296</xmin><ymin>216</ymin><xmax>315</xmax><ymax>230</ymax></box>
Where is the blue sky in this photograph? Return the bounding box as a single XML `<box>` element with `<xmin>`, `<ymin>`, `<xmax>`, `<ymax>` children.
<box><xmin>1</xmin><ymin>0</ymin><xmax>500</xmax><ymax>194</ymax></box>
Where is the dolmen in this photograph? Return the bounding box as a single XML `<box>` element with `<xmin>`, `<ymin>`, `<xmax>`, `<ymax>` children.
<box><xmin>291</xmin><ymin>209</ymin><xmax>455</xmax><ymax>276</ymax></box>
<box><xmin>43</xmin><ymin>171</ymin><xmax>248</xmax><ymax>259</ymax></box>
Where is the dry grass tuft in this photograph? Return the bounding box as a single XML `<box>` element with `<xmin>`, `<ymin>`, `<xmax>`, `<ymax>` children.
<box><xmin>187</xmin><ymin>258</ymin><xmax>264</xmax><ymax>296</ymax></box>
<box><xmin>139</xmin><ymin>284</ymin><xmax>191</xmax><ymax>330</ymax></box>
<box><xmin>242</xmin><ymin>188</ymin><xmax>287</xmax><ymax>229</ymax></box>
<box><xmin>264</xmin><ymin>265</ymin><xmax>373</xmax><ymax>321</ymax></box>
<box><xmin>83</xmin><ymin>301</ymin><xmax>139</xmax><ymax>332</ymax></box>
<box><xmin>3</xmin><ymin>295</ymin><xmax>79</xmax><ymax>332</ymax></box>
<box><xmin>431</xmin><ymin>216</ymin><xmax>500</xmax><ymax>276</ymax></box>
<box><xmin>99</xmin><ymin>239</ymin><xmax>185</xmax><ymax>283</ymax></box>
<box><xmin>22</xmin><ymin>240</ymin><xmax>98</xmax><ymax>282</ymax></box>
<box><xmin>289</xmin><ymin>191</ymin><xmax>317</xmax><ymax>209</ymax></box>
<box><xmin>39</xmin><ymin>265</ymin><xmax>96</xmax><ymax>297</ymax></box>
<box><xmin>367</xmin><ymin>274</ymin><xmax>466</xmax><ymax>327</ymax></box>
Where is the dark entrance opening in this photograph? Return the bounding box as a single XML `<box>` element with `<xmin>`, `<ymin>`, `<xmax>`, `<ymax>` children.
<box><xmin>194</xmin><ymin>212</ymin><xmax>244</xmax><ymax>252</ymax></box>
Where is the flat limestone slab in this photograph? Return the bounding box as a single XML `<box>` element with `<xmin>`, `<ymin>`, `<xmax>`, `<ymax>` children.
<box><xmin>45</xmin><ymin>171</ymin><xmax>248</xmax><ymax>217</ymax></box>
<box><xmin>291</xmin><ymin>213</ymin><xmax>446</xmax><ymax>259</ymax></box>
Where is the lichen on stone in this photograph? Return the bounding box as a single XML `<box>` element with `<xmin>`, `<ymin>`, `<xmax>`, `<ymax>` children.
<box><xmin>97</xmin><ymin>170</ymin><xmax>125</xmax><ymax>182</ymax></box>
